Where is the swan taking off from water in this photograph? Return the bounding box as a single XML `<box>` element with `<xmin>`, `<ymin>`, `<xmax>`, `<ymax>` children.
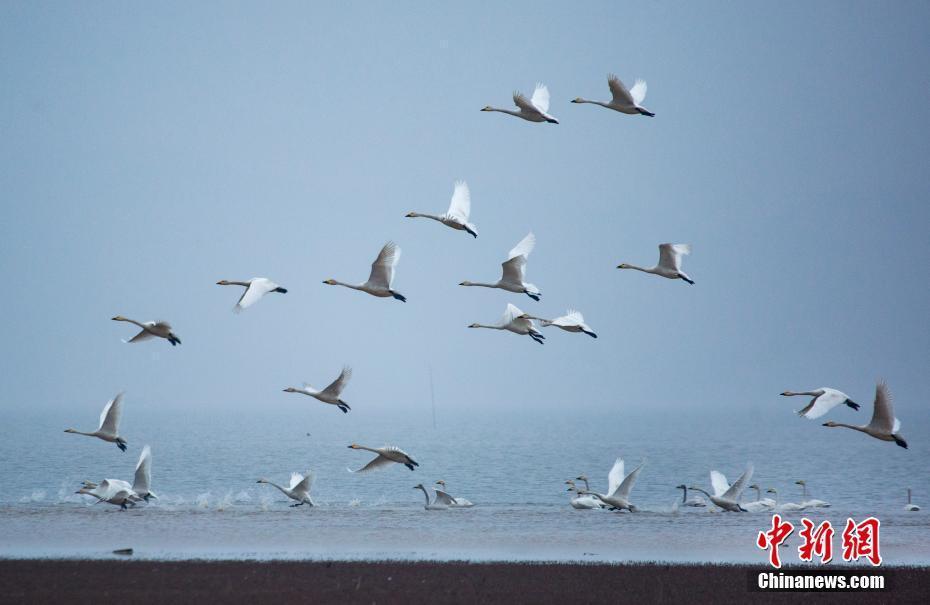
<box><xmin>460</xmin><ymin>232</ymin><xmax>541</xmax><ymax>301</ymax></box>
<box><xmin>413</xmin><ymin>484</ymin><xmax>449</xmax><ymax>510</ymax></box>
<box><xmin>780</xmin><ymin>387</ymin><xmax>860</xmax><ymax>419</ymax></box>
<box><xmin>216</xmin><ymin>278</ymin><xmax>287</xmax><ymax>313</ymax></box>
<box><xmin>257</xmin><ymin>472</ymin><xmax>315</xmax><ymax>507</ymax></box>
<box><xmin>518</xmin><ymin>309</ymin><xmax>596</xmax><ymax>338</ymax></box>
<box><xmin>283</xmin><ymin>366</ymin><xmax>352</xmax><ymax>414</ymax></box>
<box><xmin>822</xmin><ymin>381</ymin><xmax>907</xmax><ymax>448</ymax></box>
<box><xmin>617</xmin><ymin>244</ymin><xmax>694</xmax><ymax>285</ymax></box>
<box><xmin>112</xmin><ymin>316</ymin><xmax>181</xmax><ymax>346</ymax></box>
<box><xmin>689</xmin><ymin>465</ymin><xmax>754</xmax><ymax>512</ymax></box>
<box><xmin>571</xmin><ymin>74</ymin><xmax>654</xmax><ymax>117</ymax></box>
<box><xmin>435</xmin><ymin>480</ymin><xmax>474</xmax><ymax>507</ymax></box>
<box><xmin>132</xmin><ymin>445</ymin><xmax>157</xmax><ymax>501</ymax></box>
<box><xmin>406</xmin><ymin>181</ymin><xmax>477</xmax><ymax>238</ymax></box>
<box><xmin>794</xmin><ymin>480</ymin><xmax>830</xmax><ymax>508</ymax></box>
<box><xmin>481</xmin><ymin>83</ymin><xmax>559</xmax><ymax>124</ymax></box>
<box><xmin>64</xmin><ymin>392</ymin><xmax>127</xmax><ymax>452</ymax></box>
<box><xmin>905</xmin><ymin>488</ymin><xmax>920</xmax><ymax>511</ymax></box>
<box><xmin>579</xmin><ymin>458</ymin><xmax>644</xmax><ymax>512</ymax></box>
<box><xmin>675</xmin><ymin>484</ymin><xmax>707</xmax><ymax>507</ymax></box>
<box><xmin>323</xmin><ymin>242</ymin><xmax>406</xmax><ymax>302</ymax></box>
<box><xmin>468</xmin><ymin>303</ymin><xmax>545</xmax><ymax>345</ymax></box>
<box><xmin>766</xmin><ymin>488</ymin><xmax>806</xmax><ymax>513</ymax></box>
<box><xmin>347</xmin><ymin>444</ymin><xmax>419</xmax><ymax>472</ymax></box>
<box><xmin>77</xmin><ymin>479</ymin><xmax>139</xmax><ymax>510</ymax></box>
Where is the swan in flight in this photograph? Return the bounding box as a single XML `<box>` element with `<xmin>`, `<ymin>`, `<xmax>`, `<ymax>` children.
<box><xmin>112</xmin><ymin>316</ymin><xmax>181</xmax><ymax>345</ymax></box>
<box><xmin>571</xmin><ymin>74</ymin><xmax>654</xmax><ymax>117</ymax></box>
<box><xmin>406</xmin><ymin>181</ymin><xmax>477</xmax><ymax>238</ymax></box>
<box><xmin>675</xmin><ymin>484</ymin><xmax>707</xmax><ymax>507</ymax></box>
<box><xmin>481</xmin><ymin>83</ymin><xmax>558</xmax><ymax>124</ymax></box>
<box><xmin>347</xmin><ymin>444</ymin><xmax>419</xmax><ymax>472</ymax></box>
<box><xmin>77</xmin><ymin>479</ymin><xmax>140</xmax><ymax>510</ymax></box>
<box><xmin>132</xmin><ymin>445</ymin><xmax>157</xmax><ymax>501</ymax></box>
<box><xmin>905</xmin><ymin>488</ymin><xmax>920</xmax><ymax>511</ymax></box>
<box><xmin>794</xmin><ymin>480</ymin><xmax>830</xmax><ymax>508</ymax></box>
<box><xmin>689</xmin><ymin>465</ymin><xmax>754</xmax><ymax>512</ymax></box>
<box><xmin>822</xmin><ymin>381</ymin><xmax>907</xmax><ymax>448</ymax></box>
<box><xmin>64</xmin><ymin>392</ymin><xmax>127</xmax><ymax>452</ymax></box>
<box><xmin>216</xmin><ymin>278</ymin><xmax>287</xmax><ymax>312</ymax></box>
<box><xmin>435</xmin><ymin>480</ymin><xmax>474</xmax><ymax>507</ymax></box>
<box><xmin>283</xmin><ymin>366</ymin><xmax>352</xmax><ymax>414</ymax></box>
<box><xmin>566</xmin><ymin>480</ymin><xmax>606</xmax><ymax>509</ymax></box>
<box><xmin>257</xmin><ymin>472</ymin><xmax>315</xmax><ymax>507</ymax></box>
<box><xmin>780</xmin><ymin>387</ymin><xmax>860</xmax><ymax>419</ymax></box>
<box><xmin>617</xmin><ymin>244</ymin><xmax>694</xmax><ymax>285</ymax></box>
<box><xmin>323</xmin><ymin>242</ymin><xmax>406</xmax><ymax>302</ymax></box>
<box><xmin>413</xmin><ymin>484</ymin><xmax>449</xmax><ymax>510</ymax></box>
<box><xmin>766</xmin><ymin>488</ymin><xmax>806</xmax><ymax>512</ymax></box>
<box><xmin>579</xmin><ymin>458</ymin><xmax>644</xmax><ymax>512</ymax></box>
<box><xmin>468</xmin><ymin>303</ymin><xmax>545</xmax><ymax>344</ymax></box>
<box><xmin>460</xmin><ymin>232</ymin><xmax>541</xmax><ymax>301</ymax></box>
<box><xmin>518</xmin><ymin>309</ymin><xmax>596</xmax><ymax>338</ymax></box>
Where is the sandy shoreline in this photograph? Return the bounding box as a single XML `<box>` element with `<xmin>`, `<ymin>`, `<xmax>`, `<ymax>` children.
<box><xmin>1</xmin><ymin>559</ymin><xmax>927</xmax><ymax>604</ymax></box>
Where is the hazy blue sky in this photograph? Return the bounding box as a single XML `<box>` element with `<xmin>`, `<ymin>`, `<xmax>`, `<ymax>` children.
<box><xmin>2</xmin><ymin>1</ymin><xmax>928</xmax><ymax>433</ymax></box>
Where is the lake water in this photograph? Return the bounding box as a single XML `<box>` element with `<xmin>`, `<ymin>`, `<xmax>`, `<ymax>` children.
<box><xmin>1</xmin><ymin>403</ymin><xmax>927</xmax><ymax>564</ymax></box>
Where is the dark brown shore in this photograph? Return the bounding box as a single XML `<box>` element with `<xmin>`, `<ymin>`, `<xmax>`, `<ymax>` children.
<box><xmin>1</xmin><ymin>559</ymin><xmax>926</xmax><ymax>604</ymax></box>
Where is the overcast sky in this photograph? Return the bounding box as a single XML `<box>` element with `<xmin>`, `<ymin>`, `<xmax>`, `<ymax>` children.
<box><xmin>2</xmin><ymin>1</ymin><xmax>928</xmax><ymax>430</ymax></box>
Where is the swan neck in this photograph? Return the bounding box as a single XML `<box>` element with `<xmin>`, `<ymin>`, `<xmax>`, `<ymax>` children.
<box><xmin>461</xmin><ymin>281</ymin><xmax>497</xmax><ymax>288</ymax></box>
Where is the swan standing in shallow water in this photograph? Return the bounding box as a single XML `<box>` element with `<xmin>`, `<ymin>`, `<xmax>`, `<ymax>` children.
<box><xmin>468</xmin><ymin>303</ymin><xmax>545</xmax><ymax>345</ymax></box>
<box><xmin>481</xmin><ymin>83</ymin><xmax>559</xmax><ymax>124</ymax></box>
<box><xmin>780</xmin><ymin>387</ymin><xmax>860</xmax><ymax>419</ymax></box>
<box><xmin>112</xmin><ymin>316</ymin><xmax>181</xmax><ymax>346</ymax></box>
<box><xmin>283</xmin><ymin>366</ymin><xmax>352</xmax><ymax>414</ymax></box>
<box><xmin>434</xmin><ymin>480</ymin><xmax>474</xmax><ymax>507</ymax></box>
<box><xmin>571</xmin><ymin>74</ymin><xmax>654</xmax><ymax>117</ymax></box>
<box><xmin>406</xmin><ymin>181</ymin><xmax>477</xmax><ymax>238</ymax></box>
<box><xmin>905</xmin><ymin>488</ymin><xmax>920</xmax><ymax>511</ymax></box>
<box><xmin>794</xmin><ymin>480</ymin><xmax>830</xmax><ymax>508</ymax></box>
<box><xmin>257</xmin><ymin>472</ymin><xmax>315</xmax><ymax>507</ymax></box>
<box><xmin>413</xmin><ymin>484</ymin><xmax>449</xmax><ymax>510</ymax></box>
<box><xmin>689</xmin><ymin>465</ymin><xmax>753</xmax><ymax>512</ymax></box>
<box><xmin>460</xmin><ymin>232</ymin><xmax>541</xmax><ymax>301</ymax></box>
<box><xmin>617</xmin><ymin>244</ymin><xmax>694</xmax><ymax>285</ymax></box>
<box><xmin>216</xmin><ymin>278</ymin><xmax>287</xmax><ymax>313</ymax></box>
<box><xmin>347</xmin><ymin>444</ymin><xmax>419</xmax><ymax>472</ymax></box>
<box><xmin>323</xmin><ymin>242</ymin><xmax>406</xmax><ymax>302</ymax></box>
<box><xmin>518</xmin><ymin>309</ymin><xmax>597</xmax><ymax>338</ymax></box>
<box><xmin>64</xmin><ymin>393</ymin><xmax>127</xmax><ymax>452</ymax></box>
<box><xmin>766</xmin><ymin>488</ymin><xmax>806</xmax><ymax>513</ymax></box>
<box><xmin>579</xmin><ymin>458</ymin><xmax>645</xmax><ymax>512</ymax></box>
<box><xmin>822</xmin><ymin>381</ymin><xmax>907</xmax><ymax>448</ymax></box>
<box><xmin>675</xmin><ymin>484</ymin><xmax>707</xmax><ymax>507</ymax></box>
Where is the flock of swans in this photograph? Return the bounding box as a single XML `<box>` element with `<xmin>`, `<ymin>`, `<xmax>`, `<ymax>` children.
<box><xmin>61</xmin><ymin>72</ymin><xmax>917</xmax><ymax>516</ymax></box>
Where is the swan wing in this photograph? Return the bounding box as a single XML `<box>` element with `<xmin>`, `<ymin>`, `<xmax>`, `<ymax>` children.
<box><xmin>513</xmin><ymin>91</ymin><xmax>539</xmax><ymax>115</ymax></box>
<box><xmin>530</xmin><ymin>83</ymin><xmax>551</xmax><ymax>114</ymax></box>
<box><xmin>799</xmin><ymin>389</ymin><xmax>846</xmax><ymax>420</ymax></box>
<box><xmin>500</xmin><ymin>255</ymin><xmax>526</xmax><ymax>285</ymax></box>
<box><xmin>291</xmin><ymin>471</ymin><xmax>314</xmax><ymax>493</ymax></box>
<box><xmin>126</xmin><ymin>329</ymin><xmax>154</xmax><ymax>343</ymax></box>
<box><xmin>868</xmin><ymin>381</ymin><xmax>895</xmax><ymax>432</ymax></box>
<box><xmin>433</xmin><ymin>489</ymin><xmax>456</xmax><ymax>506</ymax></box>
<box><xmin>722</xmin><ymin>465</ymin><xmax>754</xmax><ymax>501</ymax></box>
<box><xmin>132</xmin><ymin>445</ymin><xmax>151</xmax><ymax>495</ymax></box>
<box><xmin>710</xmin><ymin>470</ymin><xmax>729</xmax><ymax>497</ymax></box>
<box><xmin>607</xmin><ymin>74</ymin><xmax>636</xmax><ymax>106</ymax></box>
<box><xmin>500</xmin><ymin>303</ymin><xmax>523</xmax><ymax>327</ymax></box>
<box><xmin>657</xmin><ymin>243</ymin><xmax>690</xmax><ymax>272</ymax></box>
<box><xmin>349</xmin><ymin>454</ymin><xmax>394</xmax><ymax>474</ymax></box>
<box><xmin>508</xmin><ymin>232</ymin><xmax>536</xmax><ymax>261</ymax></box>
<box><xmin>235</xmin><ymin>278</ymin><xmax>275</xmax><ymax>312</ymax></box>
<box><xmin>320</xmin><ymin>366</ymin><xmax>352</xmax><ymax>398</ymax></box>
<box><xmin>98</xmin><ymin>393</ymin><xmax>123</xmax><ymax>435</ymax></box>
<box><xmin>367</xmin><ymin>242</ymin><xmax>401</xmax><ymax>288</ymax></box>
<box><xmin>446</xmin><ymin>180</ymin><xmax>471</xmax><ymax>222</ymax></box>
<box><xmin>615</xmin><ymin>461</ymin><xmax>645</xmax><ymax>499</ymax></box>
<box><xmin>629</xmin><ymin>79</ymin><xmax>648</xmax><ymax>106</ymax></box>
<box><xmin>606</xmin><ymin>458</ymin><xmax>625</xmax><ymax>496</ymax></box>
<box><xmin>552</xmin><ymin>309</ymin><xmax>584</xmax><ymax>327</ymax></box>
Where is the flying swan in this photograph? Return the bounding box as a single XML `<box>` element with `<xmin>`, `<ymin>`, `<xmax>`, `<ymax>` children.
<box><xmin>460</xmin><ymin>232</ymin><xmax>541</xmax><ymax>301</ymax></box>
<box><xmin>216</xmin><ymin>277</ymin><xmax>287</xmax><ymax>312</ymax></box>
<box><xmin>688</xmin><ymin>465</ymin><xmax>754</xmax><ymax>512</ymax></box>
<box><xmin>324</xmin><ymin>242</ymin><xmax>406</xmax><ymax>302</ymax></box>
<box><xmin>579</xmin><ymin>458</ymin><xmax>645</xmax><ymax>512</ymax></box>
<box><xmin>257</xmin><ymin>472</ymin><xmax>315</xmax><ymax>507</ymax></box>
<box><xmin>64</xmin><ymin>392</ymin><xmax>127</xmax><ymax>451</ymax></box>
<box><xmin>112</xmin><ymin>316</ymin><xmax>181</xmax><ymax>345</ymax></box>
<box><xmin>617</xmin><ymin>244</ymin><xmax>694</xmax><ymax>285</ymax></box>
<box><xmin>468</xmin><ymin>303</ymin><xmax>545</xmax><ymax>344</ymax></box>
<box><xmin>283</xmin><ymin>366</ymin><xmax>352</xmax><ymax>414</ymax></box>
<box><xmin>347</xmin><ymin>444</ymin><xmax>419</xmax><ymax>472</ymax></box>
<box><xmin>822</xmin><ymin>381</ymin><xmax>907</xmax><ymax>448</ymax></box>
<box><xmin>406</xmin><ymin>181</ymin><xmax>478</xmax><ymax>238</ymax></box>
<box><xmin>518</xmin><ymin>309</ymin><xmax>596</xmax><ymax>338</ymax></box>
<box><xmin>780</xmin><ymin>387</ymin><xmax>860</xmax><ymax>419</ymax></box>
<box><xmin>481</xmin><ymin>83</ymin><xmax>559</xmax><ymax>124</ymax></box>
<box><xmin>572</xmin><ymin>74</ymin><xmax>654</xmax><ymax>117</ymax></box>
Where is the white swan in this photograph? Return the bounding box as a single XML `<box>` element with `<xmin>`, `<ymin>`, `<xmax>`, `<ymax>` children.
<box><xmin>794</xmin><ymin>480</ymin><xmax>830</xmax><ymax>508</ymax></box>
<box><xmin>434</xmin><ymin>480</ymin><xmax>474</xmax><ymax>507</ymax></box>
<box><xmin>481</xmin><ymin>83</ymin><xmax>558</xmax><ymax>124</ymax></box>
<box><xmin>64</xmin><ymin>392</ymin><xmax>127</xmax><ymax>452</ymax></box>
<box><xmin>112</xmin><ymin>316</ymin><xmax>181</xmax><ymax>346</ymax></box>
<box><xmin>283</xmin><ymin>366</ymin><xmax>352</xmax><ymax>414</ymax></box>
<box><xmin>780</xmin><ymin>387</ymin><xmax>860</xmax><ymax>419</ymax></box>
<box><xmin>572</xmin><ymin>74</ymin><xmax>654</xmax><ymax>117</ymax></box>
<box><xmin>413</xmin><ymin>484</ymin><xmax>449</xmax><ymax>510</ymax></box>
<box><xmin>347</xmin><ymin>443</ymin><xmax>419</xmax><ymax>472</ymax></box>
<box><xmin>406</xmin><ymin>181</ymin><xmax>477</xmax><ymax>238</ymax></box>
<box><xmin>675</xmin><ymin>484</ymin><xmax>707</xmax><ymax>507</ymax></box>
<box><xmin>617</xmin><ymin>244</ymin><xmax>694</xmax><ymax>285</ymax></box>
<box><xmin>257</xmin><ymin>472</ymin><xmax>315</xmax><ymax>507</ymax></box>
<box><xmin>740</xmin><ymin>484</ymin><xmax>775</xmax><ymax>512</ymax></box>
<box><xmin>748</xmin><ymin>484</ymin><xmax>776</xmax><ymax>508</ymax></box>
<box><xmin>468</xmin><ymin>303</ymin><xmax>545</xmax><ymax>345</ymax></box>
<box><xmin>132</xmin><ymin>445</ymin><xmax>157</xmax><ymax>501</ymax></box>
<box><xmin>323</xmin><ymin>242</ymin><xmax>406</xmax><ymax>302</ymax></box>
<box><xmin>579</xmin><ymin>458</ymin><xmax>645</xmax><ymax>512</ymax></box>
<box><xmin>766</xmin><ymin>488</ymin><xmax>806</xmax><ymax>513</ymax></box>
<box><xmin>565</xmin><ymin>480</ymin><xmax>605</xmax><ymax>509</ymax></box>
<box><xmin>216</xmin><ymin>278</ymin><xmax>287</xmax><ymax>313</ymax></box>
<box><xmin>905</xmin><ymin>488</ymin><xmax>920</xmax><ymax>511</ymax></box>
<box><xmin>77</xmin><ymin>479</ymin><xmax>139</xmax><ymax>510</ymax></box>
<box><xmin>460</xmin><ymin>232</ymin><xmax>541</xmax><ymax>301</ymax></box>
<box><xmin>688</xmin><ymin>465</ymin><xmax>754</xmax><ymax>512</ymax></box>
<box><xmin>518</xmin><ymin>309</ymin><xmax>596</xmax><ymax>338</ymax></box>
<box><xmin>822</xmin><ymin>381</ymin><xmax>907</xmax><ymax>448</ymax></box>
